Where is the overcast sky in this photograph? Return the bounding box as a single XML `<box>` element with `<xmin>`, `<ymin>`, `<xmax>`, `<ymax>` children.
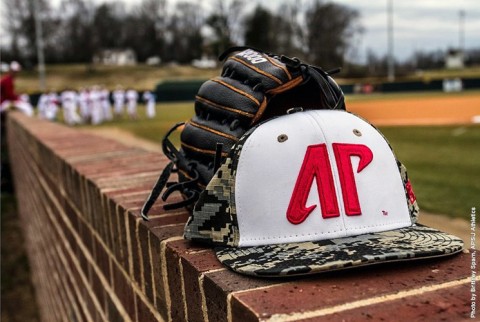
<box><xmin>333</xmin><ymin>0</ymin><xmax>480</xmax><ymax>62</ymax></box>
<box><xmin>2</xmin><ymin>0</ymin><xmax>479</xmax><ymax>63</ymax></box>
<box><xmin>155</xmin><ymin>0</ymin><xmax>480</xmax><ymax>62</ymax></box>
<box><xmin>111</xmin><ymin>0</ymin><xmax>480</xmax><ymax>62</ymax></box>
<box><xmin>246</xmin><ymin>0</ymin><xmax>480</xmax><ymax>62</ymax></box>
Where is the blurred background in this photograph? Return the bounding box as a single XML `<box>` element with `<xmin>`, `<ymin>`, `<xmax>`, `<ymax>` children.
<box><xmin>1</xmin><ymin>0</ymin><xmax>480</xmax><ymax>88</ymax></box>
<box><xmin>1</xmin><ymin>1</ymin><xmax>479</xmax><ymax>321</ymax></box>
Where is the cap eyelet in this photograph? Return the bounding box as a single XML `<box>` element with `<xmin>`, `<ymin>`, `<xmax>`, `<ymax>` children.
<box><xmin>287</xmin><ymin>107</ymin><xmax>303</xmax><ymax>114</ymax></box>
<box><xmin>353</xmin><ymin>129</ymin><xmax>362</xmax><ymax>137</ymax></box>
<box><xmin>277</xmin><ymin>134</ymin><xmax>288</xmax><ymax>142</ymax></box>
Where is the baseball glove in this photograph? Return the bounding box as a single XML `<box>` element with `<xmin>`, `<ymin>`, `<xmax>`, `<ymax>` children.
<box><xmin>141</xmin><ymin>46</ymin><xmax>345</xmax><ymax>220</ymax></box>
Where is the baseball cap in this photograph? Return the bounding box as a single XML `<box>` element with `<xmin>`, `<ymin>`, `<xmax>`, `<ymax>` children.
<box><xmin>184</xmin><ymin>109</ymin><xmax>464</xmax><ymax>277</ymax></box>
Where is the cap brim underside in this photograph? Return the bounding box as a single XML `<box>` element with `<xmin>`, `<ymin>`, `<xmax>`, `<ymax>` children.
<box><xmin>214</xmin><ymin>225</ymin><xmax>464</xmax><ymax>277</ymax></box>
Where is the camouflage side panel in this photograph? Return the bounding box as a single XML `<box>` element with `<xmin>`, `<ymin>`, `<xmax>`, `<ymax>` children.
<box><xmin>184</xmin><ymin>157</ymin><xmax>239</xmax><ymax>246</ymax></box>
<box><xmin>215</xmin><ymin>225</ymin><xmax>464</xmax><ymax>277</ymax></box>
<box><xmin>184</xmin><ymin>126</ymin><xmax>255</xmax><ymax>246</ymax></box>
<box><xmin>398</xmin><ymin>161</ymin><xmax>420</xmax><ymax>224</ymax></box>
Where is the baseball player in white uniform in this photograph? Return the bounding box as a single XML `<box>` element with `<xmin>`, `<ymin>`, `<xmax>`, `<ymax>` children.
<box><xmin>37</xmin><ymin>93</ymin><xmax>49</xmax><ymax>119</ymax></box>
<box><xmin>112</xmin><ymin>85</ymin><xmax>125</xmax><ymax>118</ymax></box>
<box><xmin>45</xmin><ymin>91</ymin><xmax>60</xmax><ymax>121</ymax></box>
<box><xmin>61</xmin><ymin>89</ymin><xmax>82</xmax><ymax>125</ymax></box>
<box><xmin>78</xmin><ymin>88</ymin><xmax>91</xmax><ymax>122</ymax></box>
<box><xmin>100</xmin><ymin>86</ymin><xmax>113</xmax><ymax>121</ymax></box>
<box><xmin>125</xmin><ymin>89</ymin><xmax>138</xmax><ymax>119</ymax></box>
<box><xmin>16</xmin><ymin>94</ymin><xmax>34</xmax><ymax>116</ymax></box>
<box><xmin>89</xmin><ymin>86</ymin><xmax>103</xmax><ymax>125</ymax></box>
<box><xmin>142</xmin><ymin>90</ymin><xmax>156</xmax><ymax>119</ymax></box>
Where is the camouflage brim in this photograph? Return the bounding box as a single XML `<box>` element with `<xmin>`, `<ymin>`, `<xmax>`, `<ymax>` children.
<box><xmin>214</xmin><ymin>224</ymin><xmax>464</xmax><ymax>277</ymax></box>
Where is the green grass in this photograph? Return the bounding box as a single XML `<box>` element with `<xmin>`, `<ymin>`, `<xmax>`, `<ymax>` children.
<box><xmin>80</xmin><ymin>102</ymin><xmax>193</xmax><ymax>145</ymax></box>
<box><xmin>86</xmin><ymin>101</ymin><xmax>479</xmax><ymax>220</ymax></box>
<box><xmin>380</xmin><ymin>125</ymin><xmax>480</xmax><ymax>219</ymax></box>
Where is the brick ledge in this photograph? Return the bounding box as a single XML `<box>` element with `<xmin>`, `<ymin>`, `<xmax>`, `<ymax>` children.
<box><xmin>7</xmin><ymin>112</ymin><xmax>475</xmax><ymax>322</ymax></box>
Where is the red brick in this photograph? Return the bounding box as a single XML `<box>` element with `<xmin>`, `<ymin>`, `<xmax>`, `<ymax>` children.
<box><xmin>127</xmin><ymin>213</ymin><xmax>142</xmax><ymax>284</ymax></box>
<box><xmin>318</xmin><ymin>283</ymin><xmax>471</xmax><ymax>322</ymax></box>
<box><xmin>110</xmin><ymin>200</ymin><xmax>129</xmax><ymax>270</ymax></box>
<box><xmin>232</xmin><ymin>253</ymin><xmax>471</xmax><ymax>320</ymax></box>
<box><xmin>112</xmin><ymin>260</ymin><xmax>136</xmax><ymax>318</ymax></box>
<box><xmin>203</xmin><ymin>269</ymin><xmax>280</xmax><ymax>322</ymax></box>
<box><xmin>148</xmin><ymin>230</ymin><xmax>169</xmax><ymax>319</ymax></box>
<box><xmin>93</xmin><ymin>236</ymin><xmax>112</xmax><ymax>285</ymax></box>
<box><xmin>165</xmin><ymin>239</ymin><xmax>211</xmax><ymax>322</ymax></box>
<box><xmin>182</xmin><ymin>250</ymin><xmax>225</xmax><ymax>322</ymax></box>
<box><xmin>104</xmin><ymin>185</ymin><xmax>157</xmax><ymax>200</ymax></box>
<box><xmin>136</xmin><ymin>295</ymin><xmax>160</xmax><ymax>322</ymax></box>
<box><xmin>129</xmin><ymin>214</ymin><xmax>185</xmax><ymax>291</ymax></box>
<box><xmin>96</xmin><ymin>171</ymin><xmax>162</xmax><ymax>190</ymax></box>
<box><xmin>106</xmin><ymin>295</ymin><xmax>124</xmax><ymax>322</ymax></box>
<box><xmin>90</xmin><ymin>263</ymin><xmax>107</xmax><ymax>313</ymax></box>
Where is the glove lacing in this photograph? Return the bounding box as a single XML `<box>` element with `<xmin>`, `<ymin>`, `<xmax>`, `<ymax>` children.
<box><xmin>141</xmin><ymin>122</ymin><xmax>224</xmax><ymax>220</ymax></box>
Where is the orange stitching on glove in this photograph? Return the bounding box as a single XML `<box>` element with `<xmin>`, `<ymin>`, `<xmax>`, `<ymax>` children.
<box><xmin>195</xmin><ymin>96</ymin><xmax>255</xmax><ymax>118</ymax></box>
<box><xmin>211</xmin><ymin>79</ymin><xmax>261</xmax><ymax>106</ymax></box>
<box><xmin>251</xmin><ymin>97</ymin><xmax>268</xmax><ymax>125</ymax></box>
<box><xmin>267</xmin><ymin>76</ymin><xmax>304</xmax><ymax>94</ymax></box>
<box><xmin>189</xmin><ymin>121</ymin><xmax>239</xmax><ymax>142</ymax></box>
<box><xmin>181</xmin><ymin>142</ymin><xmax>229</xmax><ymax>156</ymax></box>
<box><xmin>229</xmin><ymin>56</ymin><xmax>283</xmax><ymax>85</ymax></box>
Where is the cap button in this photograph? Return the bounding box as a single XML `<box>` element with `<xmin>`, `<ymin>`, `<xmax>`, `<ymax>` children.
<box><xmin>353</xmin><ymin>129</ymin><xmax>362</xmax><ymax>137</ymax></box>
<box><xmin>277</xmin><ymin>134</ymin><xmax>288</xmax><ymax>142</ymax></box>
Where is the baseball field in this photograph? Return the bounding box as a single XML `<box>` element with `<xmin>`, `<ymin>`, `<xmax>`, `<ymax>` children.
<box><xmin>348</xmin><ymin>91</ymin><xmax>480</xmax><ymax>219</ymax></box>
<box><xmin>83</xmin><ymin>90</ymin><xmax>480</xmax><ymax>220</ymax></box>
<box><xmin>2</xmin><ymin>78</ymin><xmax>479</xmax><ymax>322</ymax></box>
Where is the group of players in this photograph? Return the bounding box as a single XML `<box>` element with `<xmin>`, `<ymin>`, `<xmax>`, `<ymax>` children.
<box><xmin>36</xmin><ymin>86</ymin><xmax>157</xmax><ymax>125</ymax></box>
<box><xmin>1</xmin><ymin>61</ymin><xmax>157</xmax><ymax>126</ymax></box>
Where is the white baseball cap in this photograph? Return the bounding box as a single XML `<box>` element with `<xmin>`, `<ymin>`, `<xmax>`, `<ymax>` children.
<box><xmin>184</xmin><ymin>109</ymin><xmax>464</xmax><ymax>277</ymax></box>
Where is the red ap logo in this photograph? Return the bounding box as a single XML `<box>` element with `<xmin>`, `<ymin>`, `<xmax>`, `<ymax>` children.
<box><xmin>287</xmin><ymin>143</ymin><xmax>373</xmax><ymax>224</ymax></box>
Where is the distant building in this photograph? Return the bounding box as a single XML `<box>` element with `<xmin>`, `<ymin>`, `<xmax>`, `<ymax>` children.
<box><xmin>93</xmin><ymin>49</ymin><xmax>137</xmax><ymax>66</ymax></box>
<box><xmin>445</xmin><ymin>49</ymin><xmax>464</xmax><ymax>69</ymax></box>
<box><xmin>146</xmin><ymin>56</ymin><xmax>161</xmax><ymax>66</ymax></box>
<box><xmin>192</xmin><ymin>56</ymin><xmax>217</xmax><ymax>69</ymax></box>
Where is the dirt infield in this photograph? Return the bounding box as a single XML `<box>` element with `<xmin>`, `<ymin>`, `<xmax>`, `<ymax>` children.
<box><xmin>347</xmin><ymin>93</ymin><xmax>480</xmax><ymax>126</ymax></box>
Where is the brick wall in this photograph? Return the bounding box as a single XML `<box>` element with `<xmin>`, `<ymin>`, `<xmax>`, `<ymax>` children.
<box><xmin>7</xmin><ymin>112</ymin><xmax>476</xmax><ymax>321</ymax></box>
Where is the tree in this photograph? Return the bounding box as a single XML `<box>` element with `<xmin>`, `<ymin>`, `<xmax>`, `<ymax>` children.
<box><xmin>273</xmin><ymin>2</ymin><xmax>305</xmax><ymax>58</ymax></box>
<box><xmin>244</xmin><ymin>6</ymin><xmax>274</xmax><ymax>51</ymax></box>
<box><xmin>1</xmin><ymin>0</ymin><xmax>26</xmax><ymax>61</ymax></box>
<box><xmin>164</xmin><ymin>1</ymin><xmax>204</xmax><ymax>63</ymax></box>
<box><xmin>206</xmin><ymin>0</ymin><xmax>245</xmax><ymax>56</ymax></box>
<box><xmin>123</xmin><ymin>0</ymin><xmax>166</xmax><ymax>62</ymax></box>
<box><xmin>56</xmin><ymin>0</ymin><xmax>95</xmax><ymax>63</ymax></box>
<box><xmin>1</xmin><ymin>0</ymin><xmax>55</xmax><ymax>65</ymax></box>
<box><xmin>304</xmin><ymin>0</ymin><xmax>361</xmax><ymax>69</ymax></box>
<box><xmin>92</xmin><ymin>3</ymin><xmax>124</xmax><ymax>50</ymax></box>
<box><xmin>411</xmin><ymin>50</ymin><xmax>445</xmax><ymax>70</ymax></box>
